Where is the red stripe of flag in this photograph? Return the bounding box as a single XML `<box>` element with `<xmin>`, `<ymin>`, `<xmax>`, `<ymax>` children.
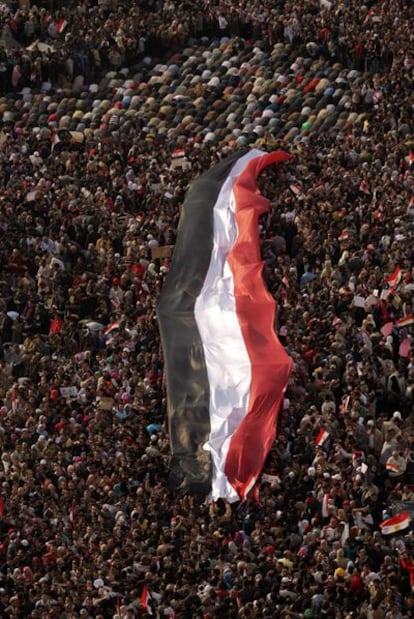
<box><xmin>224</xmin><ymin>151</ymin><xmax>293</xmax><ymax>501</ymax></box>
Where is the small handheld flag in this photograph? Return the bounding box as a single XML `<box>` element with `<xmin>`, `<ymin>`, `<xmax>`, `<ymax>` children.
<box><xmin>380</xmin><ymin>511</ymin><xmax>410</xmax><ymax>535</ymax></box>
<box><xmin>385</xmin><ymin>266</ymin><xmax>402</xmax><ymax>292</ymax></box>
<box><xmin>140</xmin><ymin>584</ymin><xmax>153</xmax><ymax>615</ymax></box>
<box><xmin>315</xmin><ymin>428</ymin><xmax>330</xmax><ymax>448</ymax></box>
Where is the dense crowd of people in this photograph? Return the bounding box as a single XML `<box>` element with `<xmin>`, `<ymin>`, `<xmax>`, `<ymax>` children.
<box><xmin>0</xmin><ymin>0</ymin><xmax>414</xmax><ymax>617</ymax></box>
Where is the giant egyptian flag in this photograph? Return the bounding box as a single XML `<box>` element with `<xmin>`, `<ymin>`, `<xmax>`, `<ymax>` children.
<box><xmin>157</xmin><ymin>149</ymin><xmax>293</xmax><ymax>503</ymax></box>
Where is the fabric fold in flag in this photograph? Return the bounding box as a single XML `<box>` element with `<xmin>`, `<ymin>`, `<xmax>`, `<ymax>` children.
<box><xmin>380</xmin><ymin>511</ymin><xmax>410</xmax><ymax>535</ymax></box>
<box><xmin>157</xmin><ymin>149</ymin><xmax>293</xmax><ymax>502</ymax></box>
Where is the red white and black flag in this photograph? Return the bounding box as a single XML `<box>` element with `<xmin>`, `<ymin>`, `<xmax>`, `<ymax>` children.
<box><xmin>140</xmin><ymin>584</ymin><xmax>153</xmax><ymax>615</ymax></box>
<box><xmin>385</xmin><ymin>265</ymin><xmax>402</xmax><ymax>293</ymax></box>
<box><xmin>51</xmin><ymin>129</ymin><xmax>60</xmax><ymax>151</ymax></box>
<box><xmin>315</xmin><ymin>428</ymin><xmax>330</xmax><ymax>448</ymax></box>
<box><xmin>396</xmin><ymin>315</ymin><xmax>414</xmax><ymax>328</ymax></box>
<box><xmin>157</xmin><ymin>149</ymin><xmax>293</xmax><ymax>503</ymax></box>
<box><xmin>56</xmin><ymin>18</ymin><xmax>68</xmax><ymax>34</ymax></box>
<box><xmin>380</xmin><ymin>511</ymin><xmax>410</xmax><ymax>535</ymax></box>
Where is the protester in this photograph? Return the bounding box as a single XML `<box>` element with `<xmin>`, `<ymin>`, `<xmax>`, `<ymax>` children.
<box><xmin>0</xmin><ymin>0</ymin><xmax>413</xmax><ymax>617</ymax></box>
